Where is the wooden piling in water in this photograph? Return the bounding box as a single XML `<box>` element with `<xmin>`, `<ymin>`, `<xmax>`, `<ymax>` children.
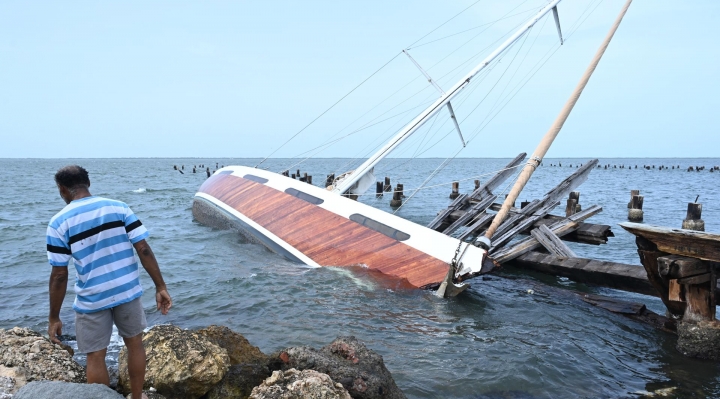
<box><xmin>449</xmin><ymin>181</ymin><xmax>460</xmax><ymax>199</ymax></box>
<box><xmin>566</xmin><ymin>191</ymin><xmax>580</xmax><ymax>216</ymax></box>
<box><xmin>628</xmin><ymin>194</ymin><xmax>644</xmax><ymax>222</ymax></box>
<box><xmin>384</xmin><ymin>177</ymin><xmax>392</xmax><ymax>192</ymax></box>
<box><xmin>376</xmin><ymin>181</ymin><xmax>383</xmax><ymax>198</ymax></box>
<box><xmin>390</xmin><ymin>183</ymin><xmax>403</xmax><ymax>207</ymax></box>
<box><xmin>627</xmin><ymin>190</ymin><xmax>640</xmax><ymax>208</ymax></box>
<box><xmin>682</xmin><ymin>202</ymin><xmax>705</xmax><ymax>231</ymax></box>
<box><xmin>206</xmin><ymin>167</ymin><xmax>211</xmax><ymax>178</ymax></box>
<box><xmin>474</xmin><ymin>180</ymin><xmax>480</xmax><ymax>190</ymax></box>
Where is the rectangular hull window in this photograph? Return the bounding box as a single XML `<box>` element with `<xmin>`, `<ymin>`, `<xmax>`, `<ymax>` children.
<box><xmin>285</xmin><ymin>188</ymin><xmax>324</xmax><ymax>205</ymax></box>
<box><xmin>243</xmin><ymin>174</ymin><xmax>269</xmax><ymax>184</ymax></box>
<box><xmin>349</xmin><ymin>214</ymin><xmax>410</xmax><ymax>241</ymax></box>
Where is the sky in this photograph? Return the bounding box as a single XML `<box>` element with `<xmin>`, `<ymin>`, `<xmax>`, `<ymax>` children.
<box><xmin>1</xmin><ymin>0</ymin><xmax>718</xmax><ymax>159</ymax></box>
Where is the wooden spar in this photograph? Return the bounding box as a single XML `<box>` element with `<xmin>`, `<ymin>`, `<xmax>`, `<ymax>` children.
<box><xmin>480</xmin><ymin>0</ymin><xmax>633</xmax><ymax>248</ymax></box>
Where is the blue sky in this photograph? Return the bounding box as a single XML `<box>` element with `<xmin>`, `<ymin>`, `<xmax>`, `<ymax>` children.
<box><xmin>1</xmin><ymin>1</ymin><xmax>718</xmax><ymax>158</ymax></box>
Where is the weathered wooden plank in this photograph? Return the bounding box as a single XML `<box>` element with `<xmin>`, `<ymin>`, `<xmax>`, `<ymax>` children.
<box><xmin>430</xmin><ymin>153</ymin><xmax>525</xmax><ymax>232</ymax></box>
<box><xmin>507</xmin><ymin>251</ymin><xmax>657</xmax><ymax>297</ymax></box>
<box><xmin>657</xmin><ymin>255</ymin><xmax>709</xmax><ymax>279</ymax></box>
<box><xmin>678</xmin><ymin>273</ymin><xmax>711</xmax><ymax>285</ymax></box>
<box><xmin>457</xmin><ymin>213</ymin><xmax>495</xmax><ymax>241</ymax></box>
<box><xmin>620</xmin><ymin>222</ymin><xmax>720</xmax><ymax>262</ymax></box>
<box><xmin>530</xmin><ymin>224</ymin><xmax>577</xmax><ymax>258</ymax></box>
<box><xmin>581</xmin><ymin>294</ymin><xmax>645</xmax><ymax>315</ymax></box>
<box><xmin>469</xmin><ymin>153</ymin><xmax>526</xmax><ymax>199</ymax></box>
<box><xmin>443</xmin><ymin>194</ymin><xmax>496</xmax><ymax>235</ymax></box>
<box><xmin>491</xmin><ymin>205</ymin><xmax>602</xmax><ymax>262</ymax></box>
<box><xmin>427</xmin><ymin>193</ymin><xmax>468</xmax><ymax>231</ymax></box>
<box><xmin>668</xmin><ymin>279</ymin><xmax>683</xmax><ymax>302</ymax></box>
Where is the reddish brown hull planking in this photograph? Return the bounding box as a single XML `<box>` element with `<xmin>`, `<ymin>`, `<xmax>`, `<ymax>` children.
<box><xmin>198</xmin><ymin>174</ymin><xmax>450</xmax><ymax>287</ymax></box>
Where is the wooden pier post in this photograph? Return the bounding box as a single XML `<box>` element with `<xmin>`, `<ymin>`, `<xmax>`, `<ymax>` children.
<box><xmin>449</xmin><ymin>181</ymin><xmax>460</xmax><ymax>199</ymax></box>
<box><xmin>627</xmin><ymin>189</ymin><xmax>640</xmax><ymax>208</ymax></box>
<box><xmin>566</xmin><ymin>191</ymin><xmax>580</xmax><ymax>216</ymax></box>
<box><xmin>206</xmin><ymin>167</ymin><xmax>211</xmax><ymax>178</ymax></box>
<box><xmin>325</xmin><ymin>174</ymin><xmax>335</xmax><ymax>188</ymax></box>
<box><xmin>376</xmin><ymin>181</ymin><xmax>383</xmax><ymax>198</ymax></box>
<box><xmin>390</xmin><ymin>184</ymin><xmax>403</xmax><ymax>207</ymax></box>
<box><xmin>682</xmin><ymin>203</ymin><xmax>705</xmax><ymax>231</ymax></box>
<box><xmin>475</xmin><ymin>180</ymin><xmax>480</xmax><ymax>190</ymax></box>
<box><xmin>628</xmin><ymin>195</ymin><xmax>644</xmax><ymax>222</ymax></box>
<box><xmin>307</xmin><ymin>175</ymin><xmax>312</xmax><ymax>185</ymax></box>
<box><xmin>384</xmin><ymin>177</ymin><xmax>392</xmax><ymax>192</ymax></box>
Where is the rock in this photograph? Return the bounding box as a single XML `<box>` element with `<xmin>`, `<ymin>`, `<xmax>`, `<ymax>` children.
<box><xmin>270</xmin><ymin>336</ymin><xmax>405</xmax><ymax>399</ymax></box>
<box><xmin>249</xmin><ymin>368</ymin><xmax>351</xmax><ymax>399</ymax></box>
<box><xmin>205</xmin><ymin>362</ymin><xmax>271</xmax><ymax>399</ymax></box>
<box><xmin>196</xmin><ymin>325</ymin><xmax>268</xmax><ymax>365</ymax></box>
<box><xmin>118</xmin><ymin>324</ymin><xmax>230</xmax><ymax>399</ymax></box>
<box><xmin>0</xmin><ymin>376</ymin><xmax>15</xmax><ymax>399</ymax></box>
<box><xmin>676</xmin><ymin>320</ymin><xmax>720</xmax><ymax>360</ymax></box>
<box><xmin>125</xmin><ymin>390</ymin><xmax>167</xmax><ymax>399</ymax></box>
<box><xmin>13</xmin><ymin>381</ymin><xmax>123</xmax><ymax>399</ymax></box>
<box><xmin>0</xmin><ymin>327</ymin><xmax>86</xmax><ymax>395</ymax></box>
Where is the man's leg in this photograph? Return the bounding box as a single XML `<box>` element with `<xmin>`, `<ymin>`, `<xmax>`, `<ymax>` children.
<box><xmin>123</xmin><ymin>333</ymin><xmax>146</xmax><ymax>399</ymax></box>
<box><xmin>76</xmin><ymin>309</ymin><xmax>113</xmax><ymax>385</ymax></box>
<box><xmin>86</xmin><ymin>348</ymin><xmax>110</xmax><ymax>385</ymax></box>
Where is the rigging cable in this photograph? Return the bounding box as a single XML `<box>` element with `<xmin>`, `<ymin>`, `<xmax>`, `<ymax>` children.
<box><xmin>255</xmin><ymin>51</ymin><xmax>402</xmax><ymax>168</ymax></box>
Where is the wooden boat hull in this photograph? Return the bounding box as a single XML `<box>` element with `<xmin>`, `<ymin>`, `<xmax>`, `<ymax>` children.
<box><xmin>193</xmin><ymin>166</ymin><xmax>488</xmax><ymax>288</ymax></box>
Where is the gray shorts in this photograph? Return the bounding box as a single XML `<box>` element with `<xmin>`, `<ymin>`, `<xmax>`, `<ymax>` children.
<box><xmin>75</xmin><ymin>297</ymin><xmax>147</xmax><ymax>354</ymax></box>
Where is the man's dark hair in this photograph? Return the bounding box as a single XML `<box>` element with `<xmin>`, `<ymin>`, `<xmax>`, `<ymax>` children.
<box><xmin>54</xmin><ymin>165</ymin><xmax>90</xmax><ymax>190</ymax></box>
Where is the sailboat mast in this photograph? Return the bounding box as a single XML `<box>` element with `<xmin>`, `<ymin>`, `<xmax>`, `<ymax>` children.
<box><xmin>481</xmin><ymin>0</ymin><xmax>633</xmax><ymax>246</ymax></box>
<box><xmin>332</xmin><ymin>0</ymin><xmax>563</xmax><ymax>195</ymax></box>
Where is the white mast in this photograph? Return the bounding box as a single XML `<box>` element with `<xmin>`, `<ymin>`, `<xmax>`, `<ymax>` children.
<box><xmin>333</xmin><ymin>0</ymin><xmax>563</xmax><ymax>195</ymax></box>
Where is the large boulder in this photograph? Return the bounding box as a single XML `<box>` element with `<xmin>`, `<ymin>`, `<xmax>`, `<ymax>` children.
<box><xmin>249</xmin><ymin>368</ymin><xmax>351</xmax><ymax>399</ymax></box>
<box><xmin>13</xmin><ymin>381</ymin><xmax>122</xmax><ymax>399</ymax></box>
<box><xmin>0</xmin><ymin>327</ymin><xmax>85</xmax><ymax>395</ymax></box>
<box><xmin>118</xmin><ymin>324</ymin><xmax>230</xmax><ymax>399</ymax></box>
<box><xmin>205</xmin><ymin>362</ymin><xmax>271</xmax><ymax>399</ymax></box>
<box><xmin>196</xmin><ymin>325</ymin><xmax>268</xmax><ymax>365</ymax></box>
<box><xmin>270</xmin><ymin>336</ymin><xmax>405</xmax><ymax>399</ymax></box>
<box><xmin>198</xmin><ymin>326</ymin><xmax>271</xmax><ymax>399</ymax></box>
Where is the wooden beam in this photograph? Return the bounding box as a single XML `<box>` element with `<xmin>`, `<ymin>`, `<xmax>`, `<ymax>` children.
<box><xmin>506</xmin><ymin>251</ymin><xmax>657</xmax><ymax>297</ymax></box>
<box><xmin>530</xmin><ymin>224</ymin><xmax>577</xmax><ymax>258</ymax></box>
<box><xmin>620</xmin><ymin>222</ymin><xmax>720</xmax><ymax>262</ymax></box>
<box><xmin>658</xmin><ymin>255</ymin><xmax>709</xmax><ymax>279</ymax></box>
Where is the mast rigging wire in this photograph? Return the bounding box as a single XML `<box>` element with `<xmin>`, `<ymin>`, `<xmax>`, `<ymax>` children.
<box><xmin>255</xmin><ymin>52</ymin><xmax>402</xmax><ymax>168</ymax></box>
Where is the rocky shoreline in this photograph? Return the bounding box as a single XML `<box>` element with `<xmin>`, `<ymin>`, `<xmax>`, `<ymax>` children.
<box><xmin>0</xmin><ymin>325</ymin><xmax>406</xmax><ymax>399</ymax></box>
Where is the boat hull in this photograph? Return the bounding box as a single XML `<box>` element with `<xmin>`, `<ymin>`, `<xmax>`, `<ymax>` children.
<box><xmin>193</xmin><ymin>166</ymin><xmax>487</xmax><ymax>288</ymax></box>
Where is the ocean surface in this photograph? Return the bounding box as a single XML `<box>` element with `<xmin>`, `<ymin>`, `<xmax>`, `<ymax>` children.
<box><xmin>2</xmin><ymin>157</ymin><xmax>720</xmax><ymax>398</ymax></box>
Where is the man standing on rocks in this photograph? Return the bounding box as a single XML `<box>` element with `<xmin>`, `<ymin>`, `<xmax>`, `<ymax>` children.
<box><xmin>46</xmin><ymin>165</ymin><xmax>172</xmax><ymax>399</ymax></box>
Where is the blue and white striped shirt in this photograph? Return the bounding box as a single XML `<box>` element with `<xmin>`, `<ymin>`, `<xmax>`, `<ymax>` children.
<box><xmin>46</xmin><ymin>196</ymin><xmax>149</xmax><ymax>313</ymax></box>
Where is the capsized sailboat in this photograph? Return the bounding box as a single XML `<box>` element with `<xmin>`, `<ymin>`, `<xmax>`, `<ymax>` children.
<box><xmin>193</xmin><ymin>0</ymin><xmax>630</xmax><ymax>296</ymax></box>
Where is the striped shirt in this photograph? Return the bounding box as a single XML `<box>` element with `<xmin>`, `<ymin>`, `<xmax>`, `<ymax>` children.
<box><xmin>46</xmin><ymin>196</ymin><xmax>149</xmax><ymax>313</ymax></box>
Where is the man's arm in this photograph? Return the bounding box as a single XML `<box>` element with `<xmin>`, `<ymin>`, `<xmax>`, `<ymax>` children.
<box><xmin>48</xmin><ymin>266</ymin><xmax>68</xmax><ymax>344</ymax></box>
<box><xmin>133</xmin><ymin>239</ymin><xmax>172</xmax><ymax>315</ymax></box>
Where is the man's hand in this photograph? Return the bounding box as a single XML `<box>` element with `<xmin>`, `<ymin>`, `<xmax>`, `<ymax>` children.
<box><xmin>48</xmin><ymin>318</ymin><xmax>63</xmax><ymax>344</ymax></box>
<box><xmin>156</xmin><ymin>288</ymin><xmax>172</xmax><ymax>315</ymax></box>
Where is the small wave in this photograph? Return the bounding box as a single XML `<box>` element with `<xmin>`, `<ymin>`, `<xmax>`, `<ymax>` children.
<box><xmin>132</xmin><ymin>188</ymin><xmax>147</xmax><ymax>193</ymax></box>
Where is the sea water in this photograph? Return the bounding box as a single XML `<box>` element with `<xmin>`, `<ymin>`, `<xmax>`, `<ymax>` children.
<box><xmin>1</xmin><ymin>157</ymin><xmax>719</xmax><ymax>398</ymax></box>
